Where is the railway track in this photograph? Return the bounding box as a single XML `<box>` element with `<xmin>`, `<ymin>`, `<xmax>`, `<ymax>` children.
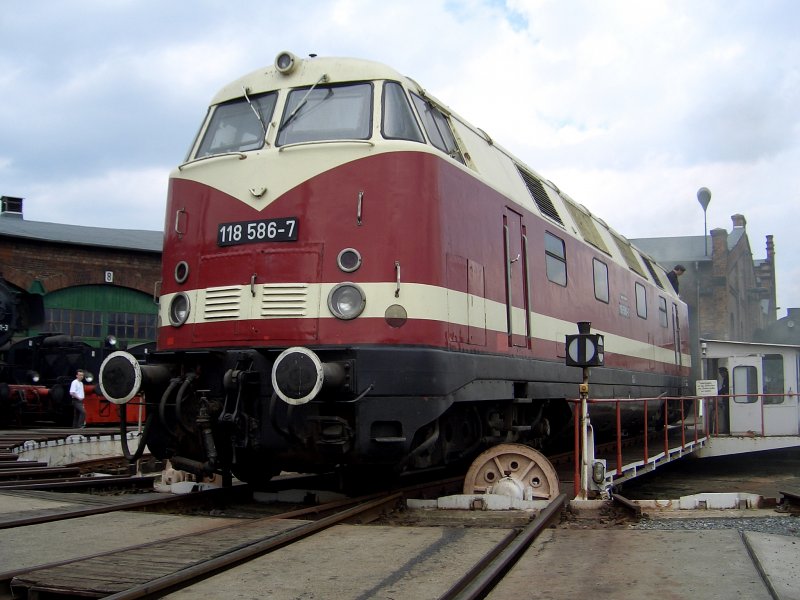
<box><xmin>1</xmin><ymin>474</ymin><xmax>566</xmax><ymax>600</ymax></box>
<box><xmin>1</xmin><ymin>480</ymin><xmax>450</xmax><ymax>599</ymax></box>
<box><xmin>439</xmin><ymin>493</ymin><xmax>568</xmax><ymax>600</ymax></box>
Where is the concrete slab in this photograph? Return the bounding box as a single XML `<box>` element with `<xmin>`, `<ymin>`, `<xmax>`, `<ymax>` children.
<box><xmin>0</xmin><ymin>492</ymin><xmax>73</xmax><ymax>513</ymax></box>
<box><xmin>164</xmin><ymin>523</ymin><xmax>511</xmax><ymax>599</ymax></box>
<box><xmin>745</xmin><ymin>531</ymin><xmax>800</xmax><ymax>600</ymax></box>
<box><xmin>0</xmin><ymin>512</ymin><xmax>242</xmax><ymax>572</ymax></box>
<box><xmin>488</xmin><ymin>529</ymin><xmax>775</xmax><ymax>600</ymax></box>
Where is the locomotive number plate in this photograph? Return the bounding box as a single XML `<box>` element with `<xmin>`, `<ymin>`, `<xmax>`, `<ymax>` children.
<box><xmin>217</xmin><ymin>217</ymin><xmax>298</xmax><ymax>246</ymax></box>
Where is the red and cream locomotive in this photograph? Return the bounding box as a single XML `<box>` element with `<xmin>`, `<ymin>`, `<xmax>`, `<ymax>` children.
<box><xmin>99</xmin><ymin>52</ymin><xmax>690</xmax><ymax>487</ymax></box>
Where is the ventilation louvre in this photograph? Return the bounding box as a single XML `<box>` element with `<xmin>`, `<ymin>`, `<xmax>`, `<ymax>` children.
<box><xmin>641</xmin><ymin>255</ymin><xmax>665</xmax><ymax>289</ymax></box>
<box><xmin>611</xmin><ymin>232</ymin><xmax>647</xmax><ymax>279</ymax></box>
<box><xmin>563</xmin><ymin>201</ymin><xmax>610</xmax><ymax>254</ymax></box>
<box><xmin>203</xmin><ymin>286</ymin><xmax>242</xmax><ymax>320</ymax></box>
<box><xmin>517</xmin><ymin>166</ymin><xmax>564</xmax><ymax>226</ymax></box>
<box><xmin>260</xmin><ymin>283</ymin><xmax>309</xmax><ymax>317</ymax></box>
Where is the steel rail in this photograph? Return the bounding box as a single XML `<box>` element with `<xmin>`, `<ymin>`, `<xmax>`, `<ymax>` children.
<box><xmin>439</xmin><ymin>493</ymin><xmax>568</xmax><ymax>600</ymax></box>
<box><xmin>0</xmin><ymin>473</ymin><xmax>156</xmax><ymax>492</ymax></box>
<box><xmin>611</xmin><ymin>491</ymin><xmax>642</xmax><ymax>518</ymax></box>
<box><xmin>0</xmin><ymin>483</ymin><xmax>248</xmax><ymax>530</ymax></box>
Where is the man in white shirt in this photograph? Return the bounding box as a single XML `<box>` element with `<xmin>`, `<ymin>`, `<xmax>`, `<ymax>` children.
<box><xmin>70</xmin><ymin>369</ymin><xmax>86</xmax><ymax>428</ymax></box>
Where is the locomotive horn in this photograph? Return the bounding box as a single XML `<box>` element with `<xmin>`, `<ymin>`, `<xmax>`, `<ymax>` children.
<box><xmin>271</xmin><ymin>346</ymin><xmax>345</xmax><ymax>405</ymax></box>
<box><xmin>99</xmin><ymin>350</ymin><xmax>171</xmax><ymax>405</ymax></box>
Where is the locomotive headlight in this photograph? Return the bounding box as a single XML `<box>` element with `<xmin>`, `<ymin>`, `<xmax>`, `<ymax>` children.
<box><xmin>327</xmin><ymin>283</ymin><xmax>366</xmax><ymax>320</ymax></box>
<box><xmin>275</xmin><ymin>51</ymin><xmax>298</xmax><ymax>74</ymax></box>
<box><xmin>84</xmin><ymin>371</ymin><xmax>95</xmax><ymax>384</ymax></box>
<box><xmin>27</xmin><ymin>370</ymin><xmax>40</xmax><ymax>384</ymax></box>
<box><xmin>169</xmin><ymin>292</ymin><xmax>191</xmax><ymax>327</ymax></box>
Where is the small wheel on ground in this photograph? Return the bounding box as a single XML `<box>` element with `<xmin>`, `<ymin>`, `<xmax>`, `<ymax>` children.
<box><xmin>463</xmin><ymin>443</ymin><xmax>559</xmax><ymax>500</ymax></box>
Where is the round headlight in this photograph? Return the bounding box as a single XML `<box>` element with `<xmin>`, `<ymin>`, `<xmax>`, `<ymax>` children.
<box><xmin>174</xmin><ymin>261</ymin><xmax>189</xmax><ymax>284</ymax></box>
<box><xmin>169</xmin><ymin>293</ymin><xmax>191</xmax><ymax>326</ymax></box>
<box><xmin>327</xmin><ymin>283</ymin><xmax>366</xmax><ymax>320</ymax></box>
<box><xmin>337</xmin><ymin>248</ymin><xmax>362</xmax><ymax>273</ymax></box>
<box><xmin>275</xmin><ymin>51</ymin><xmax>298</xmax><ymax>74</ymax></box>
<box><xmin>84</xmin><ymin>371</ymin><xmax>95</xmax><ymax>384</ymax></box>
<box><xmin>28</xmin><ymin>370</ymin><xmax>40</xmax><ymax>384</ymax></box>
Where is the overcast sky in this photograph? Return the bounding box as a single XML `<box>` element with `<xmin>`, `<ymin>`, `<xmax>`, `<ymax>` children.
<box><xmin>2</xmin><ymin>0</ymin><xmax>798</xmax><ymax>312</ymax></box>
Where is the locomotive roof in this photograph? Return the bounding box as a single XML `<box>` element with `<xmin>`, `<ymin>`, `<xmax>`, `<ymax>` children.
<box><xmin>0</xmin><ymin>212</ymin><xmax>162</xmax><ymax>253</ymax></box>
<box><xmin>212</xmin><ymin>54</ymin><xmax>413</xmax><ymax>105</ymax></box>
<box><xmin>199</xmin><ymin>53</ymin><xmax>677</xmax><ymax>296</ymax></box>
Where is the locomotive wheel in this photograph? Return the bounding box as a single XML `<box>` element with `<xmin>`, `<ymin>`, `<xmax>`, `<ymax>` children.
<box><xmin>463</xmin><ymin>443</ymin><xmax>559</xmax><ymax>500</ymax></box>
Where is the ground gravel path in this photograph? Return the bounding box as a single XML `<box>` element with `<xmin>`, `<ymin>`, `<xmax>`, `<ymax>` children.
<box><xmin>632</xmin><ymin>514</ymin><xmax>800</xmax><ymax>537</ymax></box>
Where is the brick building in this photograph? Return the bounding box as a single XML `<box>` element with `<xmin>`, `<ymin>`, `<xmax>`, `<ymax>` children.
<box><xmin>631</xmin><ymin>214</ymin><xmax>778</xmax><ymax>380</ymax></box>
<box><xmin>0</xmin><ymin>196</ymin><xmax>162</xmax><ymax>348</ymax></box>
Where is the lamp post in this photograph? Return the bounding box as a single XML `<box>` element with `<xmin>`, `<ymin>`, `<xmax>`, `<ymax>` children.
<box><xmin>697</xmin><ymin>187</ymin><xmax>712</xmax><ymax>256</ymax></box>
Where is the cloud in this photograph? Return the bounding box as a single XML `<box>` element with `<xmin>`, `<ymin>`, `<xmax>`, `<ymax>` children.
<box><xmin>22</xmin><ymin>167</ymin><xmax>169</xmax><ymax>231</ymax></box>
<box><xmin>1</xmin><ymin>0</ymin><xmax>799</xmax><ymax>312</ymax></box>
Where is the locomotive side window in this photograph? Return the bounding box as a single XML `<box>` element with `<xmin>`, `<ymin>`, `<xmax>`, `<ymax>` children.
<box><xmin>593</xmin><ymin>258</ymin><xmax>609</xmax><ymax>303</ymax></box>
<box><xmin>196</xmin><ymin>92</ymin><xmax>277</xmax><ymax>157</ymax></box>
<box><xmin>658</xmin><ymin>296</ymin><xmax>668</xmax><ymax>327</ymax></box>
<box><xmin>382</xmin><ymin>82</ymin><xmax>425</xmax><ymax>142</ymax></box>
<box><xmin>277</xmin><ymin>83</ymin><xmax>372</xmax><ymax>146</ymax></box>
<box><xmin>635</xmin><ymin>282</ymin><xmax>647</xmax><ymax>319</ymax></box>
<box><xmin>410</xmin><ymin>93</ymin><xmax>465</xmax><ymax>164</ymax></box>
<box><xmin>544</xmin><ymin>232</ymin><xmax>567</xmax><ymax>286</ymax></box>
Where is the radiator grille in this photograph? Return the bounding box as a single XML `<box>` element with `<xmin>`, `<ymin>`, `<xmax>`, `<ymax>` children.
<box><xmin>203</xmin><ymin>286</ymin><xmax>243</xmax><ymax>320</ymax></box>
<box><xmin>260</xmin><ymin>283</ymin><xmax>309</xmax><ymax>317</ymax></box>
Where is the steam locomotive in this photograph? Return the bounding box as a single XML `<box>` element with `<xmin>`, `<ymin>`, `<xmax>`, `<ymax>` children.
<box><xmin>0</xmin><ymin>278</ymin><xmax>145</xmax><ymax>427</ymax></box>
<box><xmin>99</xmin><ymin>52</ymin><xmax>690</xmax><ymax>486</ymax></box>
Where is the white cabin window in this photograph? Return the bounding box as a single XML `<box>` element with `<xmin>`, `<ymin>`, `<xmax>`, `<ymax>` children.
<box><xmin>277</xmin><ymin>83</ymin><xmax>373</xmax><ymax>146</ymax></box>
<box><xmin>635</xmin><ymin>282</ymin><xmax>647</xmax><ymax>319</ymax></box>
<box><xmin>195</xmin><ymin>92</ymin><xmax>277</xmax><ymax>158</ymax></box>
<box><xmin>382</xmin><ymin>82</ymin><xmax>425</xmax><ymax>142</ymax></box>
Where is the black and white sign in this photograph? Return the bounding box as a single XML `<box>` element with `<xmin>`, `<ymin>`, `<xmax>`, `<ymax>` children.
<box><xmin>217</xmin><ymin>217</ymin><xmax>298</xmax><ymax>246</ymax></box>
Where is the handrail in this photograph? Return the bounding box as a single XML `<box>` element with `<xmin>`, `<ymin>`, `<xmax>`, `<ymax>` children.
<box><xmin>567</xmin><ymin>391</ymin><xmax>800</xmax><ymax>498</ymax></box>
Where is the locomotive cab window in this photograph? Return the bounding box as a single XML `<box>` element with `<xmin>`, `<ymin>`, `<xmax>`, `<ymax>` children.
<box><xmin>545</xmin><ymin>232</ymin><xmax>567</xmax><ymax>286</ymax></box>
<box><xmin>658</xmin><ymin>296</ymin><xmax>668</xmax><ymax>327</ymax></box>
<box><xmin>195</xmin><ymin>92</ymin><xmax>278</xmax><ymax>158</ymax></box>
<box><xmin>410</xmin><ymin>93</ymin><xmax>465</xmax><ymax>164</ymax></box>
<box><xmin>382</xmin><ymin>82</ymin><xmax>425</xmax><ymax>142</ymax></box>
<box><xmin>276</xmin><ymin>82</ymin><xmax>373</xmax><ymax>146</ymax></box>
<box><xmin>635</xmin><ymin>282</ymin><xmax>647</xmax><ymax>319</ymax></box>
<box><xmin>593</xmin><ymin>258</ymin><xmax>609</xmax><ymax>303</ymax></box>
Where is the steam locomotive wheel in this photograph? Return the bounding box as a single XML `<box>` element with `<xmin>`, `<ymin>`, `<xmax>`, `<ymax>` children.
<box><xmin>463</xmin><ymin>443</ymin><xmax>559</xmax><ymax>500</ymax></box>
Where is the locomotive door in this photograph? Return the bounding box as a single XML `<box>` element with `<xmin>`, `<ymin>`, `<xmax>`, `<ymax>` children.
<box><xmin>728</xmin><ymin>356</ymin><xmax>761</xmax><ymax>434</ymax></box>
<box><xmin>671</xmin><ymin>302</ymin><xmax>682</xmax><ymax>366</ymax></box>
<box><xmin>503</xmin><ymin>210</ymin><xmax>530</xmax><ymax>347</ymax></box>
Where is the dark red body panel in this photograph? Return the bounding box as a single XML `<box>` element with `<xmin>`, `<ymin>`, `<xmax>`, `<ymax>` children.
<box><xmin>160</xmin><ymin>152</ymin><xmax>688</xmax><ymax>378</ymax></box>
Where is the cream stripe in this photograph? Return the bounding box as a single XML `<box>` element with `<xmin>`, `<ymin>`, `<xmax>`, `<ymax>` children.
<box><xmin>161</xmin><ymin>282</ymin><xmax>691</xmax><ymax>367</ymax></box>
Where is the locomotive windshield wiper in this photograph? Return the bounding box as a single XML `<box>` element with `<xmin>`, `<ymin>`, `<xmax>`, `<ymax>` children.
<box><xmin>279</xmin><ymin>73</ymin><xmax>329</xmax><ymax>131</ymax></box>
<box><xmin>242</xmin><ymin>86</ymin><xmax>268</xmax><ymax>139</ymax></box>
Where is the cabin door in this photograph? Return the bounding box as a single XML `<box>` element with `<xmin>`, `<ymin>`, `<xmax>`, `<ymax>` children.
<box><xmin>728</xmin><ymin>357</ymin><xmax>761</xmax><ymax>434</ymax></box>
<box><xmin>727</xmin><ymin>355</ymin><xmax>799</xmax><ymax>436</ymax></box>
<box><xmin>761</xmin><ymin>353</ymin><xmax>799</xmax><ymax>436</ymax></box>
<box><xmin>503</xmin><ymin>210</ymin><xmax>530</xmax><ymax>347</ymax></box>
